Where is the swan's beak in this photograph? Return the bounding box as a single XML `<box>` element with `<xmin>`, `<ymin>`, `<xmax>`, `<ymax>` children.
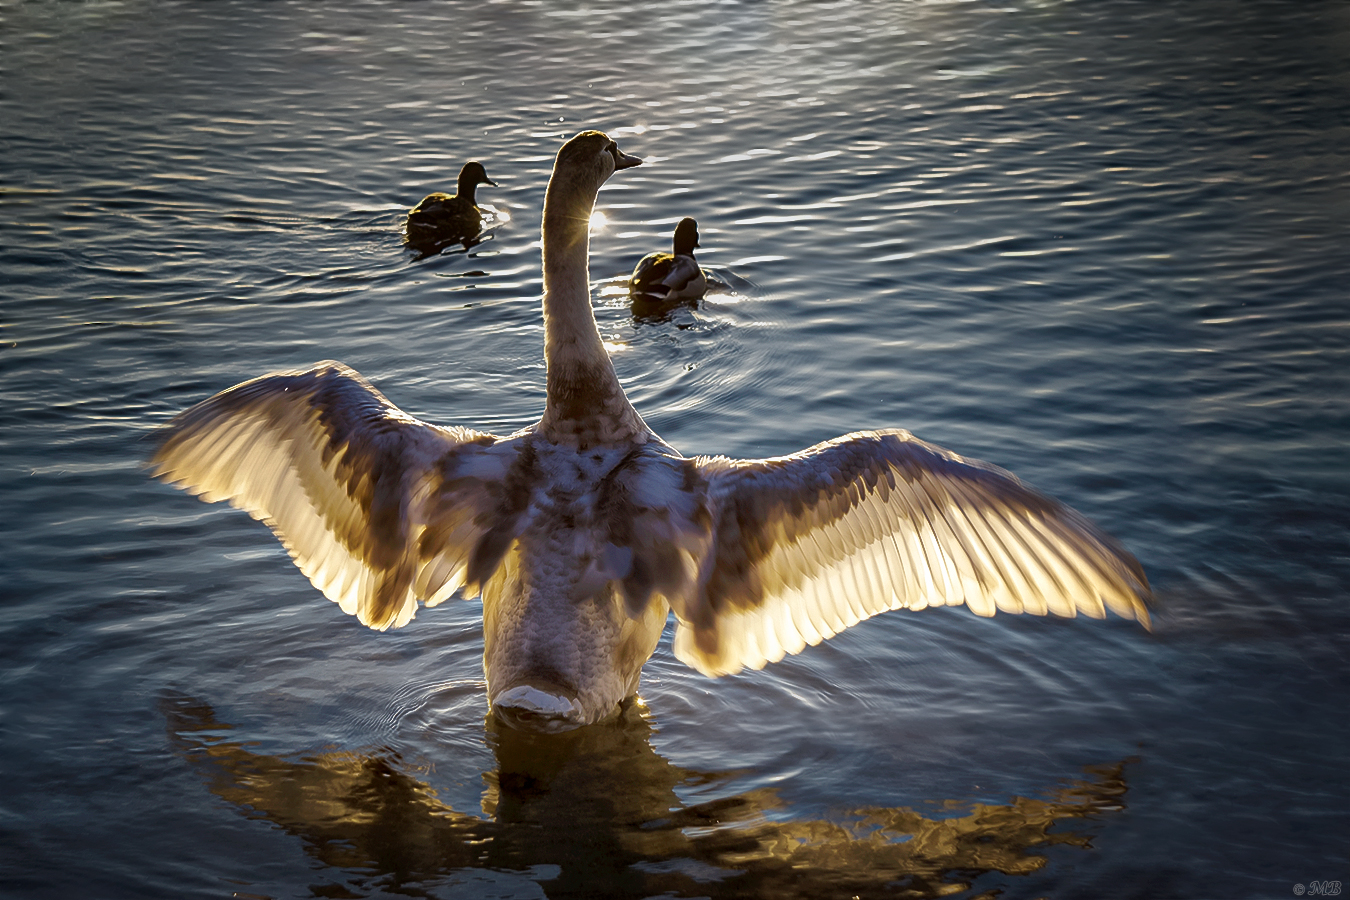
<box><xmin>613</xmin><ymin>149</ymin><xmax>643</xmax><ymax>170</ymax></box>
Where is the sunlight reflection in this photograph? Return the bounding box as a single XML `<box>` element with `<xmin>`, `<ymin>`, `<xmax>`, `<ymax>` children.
<box><xmin>589</xmin><ymin>210</ymin><xmax>608</xmax><ymax>233</ymax></box>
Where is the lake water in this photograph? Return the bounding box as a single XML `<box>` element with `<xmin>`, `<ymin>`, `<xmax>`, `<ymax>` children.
<box><xmin>2</xmin><ymin>1</ymin><xmax>1348</xmax><ymax>898</ymax></box>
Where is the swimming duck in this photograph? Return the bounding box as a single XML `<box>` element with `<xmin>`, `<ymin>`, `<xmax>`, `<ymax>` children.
<box><xmin>629</xmin><ymin>217</ymin><xmax>709</xmax><ymax>306</ymax></box>
<box><xmin>153</xmin><ymin>130</ymin><xmax>1150</xmax><ymax>734</ymax></box>
<box><xmin>405</xmin><ymin>160</ymin><xmax>497</xmax><ymax>250</ymax></box>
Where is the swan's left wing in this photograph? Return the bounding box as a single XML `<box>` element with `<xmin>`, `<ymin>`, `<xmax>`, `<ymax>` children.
<box><xmin>674</xmin><ymin>430</ymin><xmax>1151</xmax><ymax>676</ymax></box>
<box><xmin>151</xmin><ymin>362</ymin><xmax>518</xmax><ymax>630</ymax></box>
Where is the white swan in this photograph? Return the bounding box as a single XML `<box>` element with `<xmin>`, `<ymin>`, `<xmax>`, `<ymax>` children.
<box><xmin>152</xmin><ymin>130</ymin><xmax>1150</xmax><ymax>733</ymax></box>
<box><xmin>629</xmin><ymin>216</ymin><xmax>708</xmax><ymax>306</ymax></box>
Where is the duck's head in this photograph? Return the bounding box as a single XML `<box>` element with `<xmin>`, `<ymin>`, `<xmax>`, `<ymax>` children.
<box><xmin>672</xmin><ymin>217</ymin><xmax>700</xmax><ymax>256</ymax></box>
<box><xmin>456</xmin><ymin>161</ymin><xmax>497</xmax><ymax>198</ymax></box>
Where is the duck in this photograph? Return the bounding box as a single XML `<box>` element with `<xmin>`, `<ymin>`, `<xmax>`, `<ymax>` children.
<box><xmin>629</xmin><ymin>217</ymin><xmax>709</xmax><ymax>307</ymax></box>
<box><xmin>152</xmin><ymin>130</ymin><xmax>1151</xmax><ymax>734</ymax></box>
<box><xmin>405</xmin><ymin>160</ymin><xmax>497</xmax><ymax>251</ymax></box>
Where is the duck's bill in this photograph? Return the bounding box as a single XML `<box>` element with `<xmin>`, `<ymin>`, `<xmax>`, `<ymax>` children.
<box><xmin>613</xmin><ymin>150</ymin><xmax>643</xmax><ymax>170</ymax></box>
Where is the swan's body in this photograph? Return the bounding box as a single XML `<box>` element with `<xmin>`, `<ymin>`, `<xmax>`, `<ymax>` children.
<box><xmin>406</xmin><ymin>161</ymin><xmax>497</xmax><ymax>251</ymax></box>
<box><xmin>629</xmin><ymin>217</ymin><xmax>708</xmax><ymax>307</ymax></box>
<box><xmin>153</xmin><ymin>131</ymin><xmax>1150</xmax><ymax>733</ymax></box>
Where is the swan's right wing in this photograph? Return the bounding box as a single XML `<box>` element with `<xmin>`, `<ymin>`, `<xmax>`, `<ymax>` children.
<box><xmin>675</xmin><ymin>430</ymin><xmax>1151</xmax><ymax>676</ymax></box>
<box><xmin>151</xmin><ymin>362</ymin><xmax>518</xmax><ymax>630</ymax></box>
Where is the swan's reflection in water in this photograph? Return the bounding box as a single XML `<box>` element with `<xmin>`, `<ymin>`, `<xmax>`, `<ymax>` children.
<box><xmin>163</xmin><ymin>694</ymin><xmax>1131</xmax><ymax>899</ymax></box>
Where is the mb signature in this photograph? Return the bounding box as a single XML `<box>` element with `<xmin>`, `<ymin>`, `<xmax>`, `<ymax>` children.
<box><xmin>1295</xmin><ymin>882</ymin><xmax>1342</xmax><ymax>896</ymax></box>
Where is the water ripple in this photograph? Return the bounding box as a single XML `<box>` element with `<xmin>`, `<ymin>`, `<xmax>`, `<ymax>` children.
<box><xmin>3</xmin><ymin>0</ymin><xmax>1349</xmax><ymax>897</ymax></box>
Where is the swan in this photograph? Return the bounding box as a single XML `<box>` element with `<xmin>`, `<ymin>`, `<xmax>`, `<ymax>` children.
<box><xmin>405</xmin><ymin>160</ymin><xmax>498</xmax><ymax>251</ymax></box>
<box><xmin>629</xmin><ymin>216</ymin><xmax>709</xmax><ymax>306</ymax></box>
<box><xmin>152</xmin><ymin>130</ymin><xmax>1150</xmax><ymax>734</ymax></box>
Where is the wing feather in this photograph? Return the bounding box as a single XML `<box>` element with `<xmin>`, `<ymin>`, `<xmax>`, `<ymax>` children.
<box><xmin>677</xmin><ymin>430</ymin><xmax>1151</xmax><ymax>676</ymax></box>
<box><xmin>788</xmin><ymin>581</ymin><xmax>824</xmax><ymax>648</ymax></box>
<box><xmin>942</xmin><ymin>484</ymin><xmax>1027</xmax><ymax>614</ymax></box>
<box><xmin>151</xmin><ymin>361</ymin><xmax>514</xmax><ymax>630</ymax></box>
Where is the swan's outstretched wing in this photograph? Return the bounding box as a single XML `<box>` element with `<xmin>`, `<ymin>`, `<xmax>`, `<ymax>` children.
<box><xmin>151</xmin><ymin>362</ymin><xmax>517</xmax><ymax>630</ymax></box>
<box><xmin>675</xmin><ymin>430</ymin><xmax>1151</xmax><ymax>676</ymax></box>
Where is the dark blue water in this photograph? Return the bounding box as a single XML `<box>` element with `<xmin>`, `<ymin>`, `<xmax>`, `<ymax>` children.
<box><xmin>2</xmin><ymin>1</ymin><xmax>1348</xmax><ymax>898</ymax></box>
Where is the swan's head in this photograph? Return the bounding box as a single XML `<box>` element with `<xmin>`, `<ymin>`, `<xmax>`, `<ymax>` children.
<box><xmin>672</xmin><ymin>217</ymin><xmax>700</xmax><ymax>256</ymax></box>
<box><xmin>553</xmin><ymin>130</ymin><xmax>643</xmax><ymax>195</ymax></box>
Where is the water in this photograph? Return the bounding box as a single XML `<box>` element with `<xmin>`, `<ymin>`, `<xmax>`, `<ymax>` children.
<box><xmin>2</xmin><ymin>1</ymin><xmax>1348</xmax><ymax>897</ymax></box>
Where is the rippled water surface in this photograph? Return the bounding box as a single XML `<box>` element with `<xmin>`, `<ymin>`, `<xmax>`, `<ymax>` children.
<box><xmin>3</xmin><ymin>1</ymin><xmax>1349</xmax><ymax>898</ymax></box>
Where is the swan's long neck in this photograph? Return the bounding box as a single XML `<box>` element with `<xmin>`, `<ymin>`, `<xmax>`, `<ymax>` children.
<box><xmin>538</xmin><ymin>175</ymin><xmax>644</xmax><ymax>447</ymax></box>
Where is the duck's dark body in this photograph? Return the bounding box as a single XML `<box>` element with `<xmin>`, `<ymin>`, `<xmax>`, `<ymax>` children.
<box><xmin>406</xmin><ymin>161</ymin><xmax>497</xmax><ymax>251</ymax></box>
<box><xmin>629</xmin><ymin>217</ymin><xmax>708</xmax><ymax>307</ymax></box>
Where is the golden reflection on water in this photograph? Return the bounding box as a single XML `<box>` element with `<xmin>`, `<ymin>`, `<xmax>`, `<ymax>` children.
<box><xmin>163</xmin><ymin>693</ymin><xmax>1133</xmax><ymax>899</ymax></box>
